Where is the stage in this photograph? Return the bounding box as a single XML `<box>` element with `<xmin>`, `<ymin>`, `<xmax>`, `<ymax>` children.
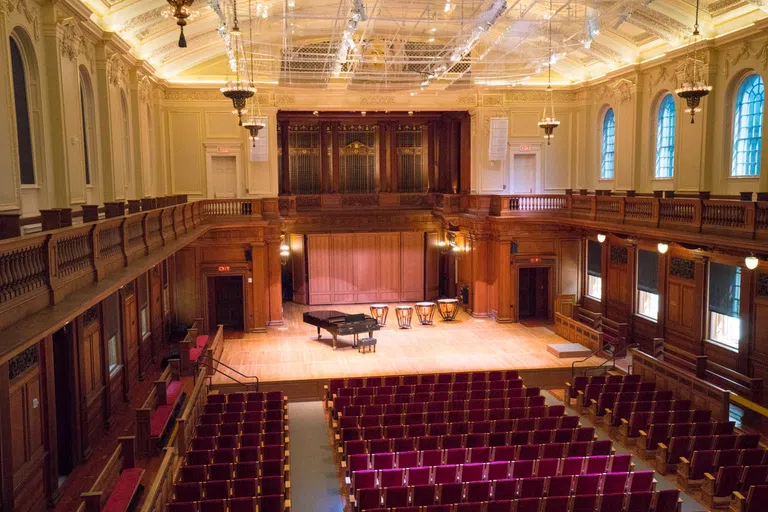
<box><xmin>211</xmin><ymin>302</ymin><xmax>606</xmax><ymax>400</ymax></box>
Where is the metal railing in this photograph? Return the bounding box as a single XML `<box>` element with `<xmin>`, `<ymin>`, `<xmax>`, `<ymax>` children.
<box><xmin>197</xmin><ymin>356</ymin><xmax>260</xmax><ymax>391</ymax></box>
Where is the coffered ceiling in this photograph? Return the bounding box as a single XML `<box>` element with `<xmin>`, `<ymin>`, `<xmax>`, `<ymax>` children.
<box><xmin>87</xmin><ymin>0</ymin><xmax>768</xmax><ymax>88</ymax></box>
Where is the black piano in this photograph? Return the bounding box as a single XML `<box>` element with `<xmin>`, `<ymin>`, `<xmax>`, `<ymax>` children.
<box><xmin>303</xmin><ymin>310</ymin><xmax>380</xmax><ymax>350</ymax></box>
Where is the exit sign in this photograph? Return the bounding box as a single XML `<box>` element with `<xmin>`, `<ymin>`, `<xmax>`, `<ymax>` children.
<box><xmin>217</xmin><ymin>265</ymin><xmax>231</xmax><ymax>272</ymax></box>
<box><xmin>529</xmin><ymin>257</ymin><xmax>541</xmax><ymax>264</ymax></box>
<box><xmin>217</xmin><ymin>147</ymin><xmax>231</xmax><ymax>153</ymax></box>
<box><xmin>519</xmin><ymin>144</ymin><xmax>532</xmax><ymax>151</ymax></box>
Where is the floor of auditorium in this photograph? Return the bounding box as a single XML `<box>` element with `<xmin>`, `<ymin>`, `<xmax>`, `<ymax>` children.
<box><xmin>213</xmin><ymin>302</ymin><xmax>606</xmax><ymax>386</ymax></box>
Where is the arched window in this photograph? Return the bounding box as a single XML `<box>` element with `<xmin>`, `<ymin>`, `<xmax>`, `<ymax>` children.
<box><xmin>9</xmin><ymin>37</ymin><xmax>35</xmax><ymax>185</ymax></box>
<box><xmin>600</xmin><ymin>108</ymin><xmax>615</xmax><ymax>179</ymax></box>
<box><xmin>654</xmin><ymin>94</ymin><xmax>676</xmax><ymax>178</ymax></box>
<box><xmin>731</xmin><ymin>74</ymin><xmax>764</xmax><ymax>177</ymax></box>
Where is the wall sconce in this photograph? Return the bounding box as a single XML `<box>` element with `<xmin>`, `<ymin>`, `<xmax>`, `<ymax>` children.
<box><xmin>279</xmin><ymin>236</ymin><xmax>290</xmax><ymax>266</ymax></box>
<box><xmin>657</xmin><ymin>242</ymin><xmax>669</xmax><ymax>254</ymax></box>
<box><xmin>597</xmin><ymin>233</ymin><xmax>606</xmax><ymax>244</ymax></box>
<box><xmin>745</xmin><ymin>255</ymin><xmax>759</xmax><ymax>270</ymax></box>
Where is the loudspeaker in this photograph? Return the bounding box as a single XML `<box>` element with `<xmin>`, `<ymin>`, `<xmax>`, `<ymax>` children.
<box><xmin>245</xmin><ymin>248</ymin><xmax>252</xmax><ymax>262</ymax></box>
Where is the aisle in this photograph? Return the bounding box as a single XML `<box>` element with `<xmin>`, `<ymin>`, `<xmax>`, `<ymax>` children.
<box><xmin>287</xmin><ymin>401</ymin><xmax>345</xmax><ymax>512</ymax></box>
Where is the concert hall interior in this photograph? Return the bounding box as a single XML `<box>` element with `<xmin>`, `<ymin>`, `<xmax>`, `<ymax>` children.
<box><xmin>3</xmin><ymin>1</ymin><xmax>768</xmax><ymax>512</ymax></box>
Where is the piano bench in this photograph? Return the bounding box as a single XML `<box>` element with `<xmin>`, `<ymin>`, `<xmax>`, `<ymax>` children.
<box><xmin>357</xmin><ymin>337</ymin><xmax>377</xmax><ymax>354</ymax></box>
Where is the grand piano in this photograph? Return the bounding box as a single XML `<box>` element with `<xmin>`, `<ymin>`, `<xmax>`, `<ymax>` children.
<box><xmin>303</xmin><ymin>310</ymin><xmax>380</xmax><ymax>350</ymax></box>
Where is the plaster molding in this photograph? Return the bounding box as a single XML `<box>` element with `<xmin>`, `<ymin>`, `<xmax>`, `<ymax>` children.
<box><xmin>483</xmin><ymin>110</ymin><xmax>508</xmax><ymax>136</ymax></box>
<box><xmin>458</xmin><ymin>94</ymin><xmax>477</xmax><ymax>106</ymax></box>
<box><xmin>58</xmin><ymin>17</ymin><xmax>84</xmax><ymax>62</ymax></box>
<box><xmin>722</xmin><ymin>38</ymin><xmax>768</xmax><ymax>77</ymax></box>
<box><xmin>7</xmin><ymin>0</ymin><xmax>40</xmax><ymax>40</ymax></box>
<box><xmin>481</xmin><ymin>94</ymin><xmax>504</xmax><ymax>107</ymax></box>
<box><xmin>359</xmin><ymin>95</ymin><xmax>396</xmax><ymax>105</ymax></box>
<box><xmin>107</xmin><ymin>52</ymin><xmax>129</xmax><ymax>87</ymax></box>
<box><xmin>504</xmin><ymin>90</ymin><xmax>579</xmax><ymax>103</ymax></box>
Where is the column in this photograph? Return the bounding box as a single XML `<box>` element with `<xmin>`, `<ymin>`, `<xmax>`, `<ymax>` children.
<box><xmin>129</xmin><ymin>68</ymin><xmax>146</xmax><ymax>197</ymax></box>
<box><xmin>251</xmin><ymin>243</ymin><xmax>267</xmax><ymax>330</ymax></box>
<box><xmin>0</xmin><ymin>4</ymin><xmax>20</xmax><ymax>211</ymax></box>
<box><xmin>459</xmin><ymin>114</ymin><xmax>471</xmax><ymax>193</ymax></box>
<box><xmin>279</xmin><ymin>120</ymin><xmax>291</xmax><ymax>195</ymax></box>
<box><xmin>95</xmin><ymin>39</ymin><xmax>117</xmax><ymax>201</ymax></box>
<box><xmin>266</xmin><ymin>234</ymin><xmax>284</xmax><ymax>326</ymax></box>
<box><xmin>495</xmin><ymin>239</ymin><xmax>513</xmax><ymax>322</ymax></box>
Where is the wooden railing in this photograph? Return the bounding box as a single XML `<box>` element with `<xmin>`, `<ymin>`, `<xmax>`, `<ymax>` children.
<box><xmin>138</xmin><ymin>447</ymin><xmax>182</xmax><ymax>512</ymax></box>
<box><xmin>554</xmin><ymin>313</ymin><xmax>603</xmax><ymax>353</ymax></box>
<box><xmin>631</xmin><ymin>348</ymin><xmax>731</xmax><ymax>421</ymax></box>
<box><xmin>175</xmin><ymin>367</ymin><xmax>209</xmax><ymax>456</ymax></box>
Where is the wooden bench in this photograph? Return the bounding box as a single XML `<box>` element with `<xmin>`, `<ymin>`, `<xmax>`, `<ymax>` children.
<box><xmin>179</xmin><ymin>318</ymin><xmax>207</xmax><ymax>375</ymax></box>
<box><xmin>136</xmin><ymin>359</ymin><xmax>183</xmax><ymax>458</ymax></box>
<box><xmin>575</xmin><ymin>306</ymin><xmax>602</xmax><ymax>330</ymax></box>
<box><xmin>80</xmin><ymin>437</ymin><xmax>144</xmax><ymax>512</ymax></box>
<box><xmin>601</xmin><ymin>317</ymin><xmax>628</xmax><ymax>352</ymax></box>
<box><xmin>662</xmin><ymin>344</ymin><xmax>708</xmax><ymax>378</ymax></box>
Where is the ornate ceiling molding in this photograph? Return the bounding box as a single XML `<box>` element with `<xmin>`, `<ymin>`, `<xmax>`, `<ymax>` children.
<box><xmin>722</xmin><ymin>39</ymin><xmax>768</xmax><ymax>77</ymax></box>
<box><xmin>504</xmin><ymin>90</ymin><xmax>580</xmax><ymax>103</ymax></box>
<box><xmin>594</xmin><ymin>77</ymin><xmax>637</xmax><ymax>104</ymax></box>
<box><xmin>7</xmin><ymin>0</ymin><xmax>40</xmax><ymax>40</ymax></box>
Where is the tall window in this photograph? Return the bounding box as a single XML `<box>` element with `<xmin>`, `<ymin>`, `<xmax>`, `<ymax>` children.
<box><xmin>637</xmin><ymin>249</ymin><xmax>660</xmax><ymax>320</ymax></box>
<box><xmin>731</xmin><ymin>74</ymin><xmax>764</xmax><ymax>177</ymax></box>
<box><xmin>9</xmin><ymin>38</ymin><xmax>35</xmax><ymax>185</ymax></box>
<box><xmin>79</xmin><ymin>82</ymin><xmax>91</xmax><ymax>185</ymax></box>
<box><xmin>587</xmin><ymin>240</ymin><xmax>602</xmax><ymax>300</ymax></box>
<box><xmin>654</xmin><ymin>95</ymin><xmax>676</xmax><ymax>178</ymax></box>
<box><xmin>708</xmin><ymin>262</ymin><xmax>741</xmax><ymax>349</ymax></box>
<box><xmin>120</xmin><ymin>91</ymin><xmax>131</xmax><ymax>187</ymax></box>
<box><xmin>600</xmin><ymin>108</ymin><xmax>615</xmax><ymax>179</ymax></box>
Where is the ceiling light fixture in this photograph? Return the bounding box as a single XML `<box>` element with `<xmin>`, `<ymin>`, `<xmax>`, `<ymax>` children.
<box><xmin>537</xmin><ymin>0</ymin><xmax>560</xmax><ymax>145</ymax></box>
<box><xmin>242</xmin><ymin>0</ymin><xmax>264</xmax><ymax>142</ymax></box>
<box><xmin>675</xmin><ymin>0</ymin><xmax>712</xmax><ymax>124</ymax></box>
<box><xmin>166</xmin><ymin>0</ymin><xmax>196</xmax><ymax>47</ymax></box>
<box><xmin>745</xmin><ymin>255</ymin><xmax>759</xmax><ymax>270</ymax></box>
<box><xmin>221</xmin><ymin>0</ymin><xmax>254</xmax><ymax>126</ymax></box>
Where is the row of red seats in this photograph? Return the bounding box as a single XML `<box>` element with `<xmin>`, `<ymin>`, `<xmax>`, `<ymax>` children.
<box><xmin>335</xmin><ymin>380</ymin><xmax>525</xmax><ymax>399</ymax></box>
<box><xmin>186</xmin><ymin>448</ymin><xmax>285</xmax><ymax>470</ymax></box>
<box><xmin>203</xmin><ymin>402</ymin><xmax>286</xmax><ymax>415</ymax></box>
<box><xmin>336</xmin><ymin>405</ymin><xmax>568</xmax><ymax>429</ymax></box>
<box><xmin>339</xmin><ymin>396</ymin><xmax>546</xmax><ymax>419</ymax></box>
<box><xmin>626</xmin><ymin>419</ymin><xmax>733</xmax><ymax>441</ymax></box>
<box><xmin>327</xmin><ymin>371</ymin><xmax>522</xmax><ymax>398</ymax></box>
<box><xmin>350</xmin><ymin>457</ymin><xmax>636</xmax><ymax>492</ymax></box>
<box><xmin>607</xmin><ymin>402</ymin><xmax>708</xmax><ymax>430</ymax></box>
<box><xmin>344</xmin><ymin>441</ymin><xmax>616</xmax><ymax>475</ymax></box>
<box><xmin>195</xmin><ymin>427</ymin><xmax>283</xmax><ymax>446</ymax></box>
<box><xmin>680</xmin><ymin>450</ymin><xmax>768</xmax><ymax>490</ymax></box>
<box><xmin>198</xmin><ymin>414</ymin><xmax>284</xmax><ymax>430</ymax></box>
<box><xmin>190</xmin><ymin>437</ymin><xmax>285</xmax><ymax>456</ymax></box>
<box><xmin>174</xmin><ymin>476</ymin><xmax>284</xmax><ymax>500</ymax></box>
<box><xmin>332</xmin><ymin>388</ymin><xmax>541</xmax><ymax>417</ymax></box>
<box><xmin>576</xmin><ymin>382</ymin><xmax>656</xmax><ymax>409</ymax></box>
<box><xmin>207</xmin><ymin>391</ymin><xmax>284</xmax><ymax>404</ymax></box>
<box><xmin>703</xmin><ymin>464</ymin><xmax>768</xmax><ymax>508</ymax></box>
<box><xmin>588</xmin><ymin>391</ymin><xmax>675</xmax><ymax>418</ymax></box>
<box><xmin>357</xmin><ymin>490</ymin><xmax>680</xmax><ymax>512</ymax></box>
<box><xmin>168</xmin><ymin>495</ymin><xmax>282</xmax><ymax>512</ymax></box>
<box><xmin>179</xmin><ymin>462</ymin><xmax>280</xmax><ymax>483</ymax></box>
<box><xmin>339</xmin><ymin>424</ymin><xmax>595</xmax><ymax>445</ymax></box>
<box><xmin>352</xmin><ymin>479</ymin><xmax>677</xmax><ymax>511</ymax></box>
<box><xmin>657</xmin><ymin>434</ymin><xmax>761</xmax><ymax>475</ymax></box>
<box><xmin>637</xmin><ymin>422</ymin><xmax>737</xmax><ymax>459</ymax></box>
<box><xmin>565</xmin><ymin>374</ymin><xmax>642</xmax><ymax>401</ymax></box>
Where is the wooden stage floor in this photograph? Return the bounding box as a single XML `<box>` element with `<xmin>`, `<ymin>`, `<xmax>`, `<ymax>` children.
<box><xmin>211</xmin><ymin>303</ymin><xmax>605</xmax><ymax>398</ymax></box>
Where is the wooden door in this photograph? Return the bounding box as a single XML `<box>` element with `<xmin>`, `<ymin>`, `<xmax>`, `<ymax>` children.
<box><xmin>534</xmin><ymin>268</ymin><xmax>550</xmax><ymax>319</ymax></box>
<box><xmin>122</xmin><ymin>294</ymin><xmax>139</xmax><ymax>388</ymax></box>
<box><xmin>80</xmin><ymin>310</ymin><xmax>105</xmax><ymax>451</ymax></box>
<box><xmin>212</xmin><ymin>276</ymin><xmax>244</xmax><ymax>330</ymax></box>
<box><xmin>52</xmin><ymin>326</ymin><xmax>78</xmax><ymax>476</ymax></box>
<box><xmin>512</xmin><ymin>154</ymin><xmax>536</xmax><ymax>194</ymax></box>
<box><xmin>150</xmin><ymin>265</ymin><xmax>163</xmax><ymax>358</ymax></box>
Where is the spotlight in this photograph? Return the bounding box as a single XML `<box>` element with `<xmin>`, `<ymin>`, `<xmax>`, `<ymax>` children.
<box><xmin>597</xmin><ymin>233</ymin><xmax>606</xmax><ymax>244</ymax></box>
<box><xmin>313</xmin><ymin>110</ymin><xmax>319</xmax><ymax>116</ymax></box>
<box><xmin>657</xmin><ymin>242</ymin><xmax>669</xmax><ymax>254</ymax></box>
<box><xmin>745</xmin><ymin>256</ymin><xmax>759</xmax><ymax>270</ymax></box>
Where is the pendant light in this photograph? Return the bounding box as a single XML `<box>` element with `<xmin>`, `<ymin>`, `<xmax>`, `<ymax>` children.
<box><xmin>220</xmin><ymin>0</ymin><xmax>255</xmax><ymax>125</ymax></box>
<box><xmin>166</xmin><ymin>0</ymin><xmax>196</xmax><ymax>48</ymax></box>
<box><xmin>674</xmin><ymin>0</ymin><xmax>712</xmax><ymax>124</ymax></box>
<box><xmin>242</xmin><ymin>0</ymin><xmax>265</xmax><ymax>145</ymax></box>
<box><xmin>538</xmin><ymin>0</ymin><xmax>560</xmax><ymax>144</ymax></box>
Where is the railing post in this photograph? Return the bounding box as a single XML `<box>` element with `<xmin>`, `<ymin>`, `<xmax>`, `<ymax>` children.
<box><xmin>0</xmin><ymin>213</ymin><xmax>21</xmax><ymax>239</ymax></box>
<box><xmin>590</xmin><ymin>196</ymin><xmax>597</xmax><ymax>220</ymax></box>
<box><xmin>104</xmin><ymin>202</ymin><xmax>125</xmax><ymax>218</ymax></box>
<box><xmin>128</xmin><ymin>199</ymin><xmax>141</xmax><ymax>214</ymax></box>
<box><xmin>40</xmin><ymin>209</ymin><xmax>62</xmax><ymax>231</ymax></box>
<box><xmin>618</xmin><ymin>197</ymin><xmax>626</xmax><ymax>223</ymax></box>
<box><xmin>82</xmin><ymin>205</ymin><xmax>100</xmax><ymax>223</ymax></box>
<box><xmin>695</xmin><ymin>199</ymin><xmax>703</xmax><ymax>232</ymax></box>
<box><xmin>652</xmin><ymin>198</ymin><xmax>660</xmax><ymax>227</ymax></box>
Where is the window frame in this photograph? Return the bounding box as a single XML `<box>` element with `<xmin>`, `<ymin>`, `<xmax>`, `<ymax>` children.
<box><xmin>78</xmin><ymin>67</ymin><xmax>97</xmax><ymax>188</ymax></box>
<box><xmin>600</xmin><ymin>108</ymin><xmax>615</xmax><ymax>180</ymax></box>
<box><xmin>706</xmin><ymin>262</ymin><xmax>742</xmax><ymax>351</ymax></box>
<box><xmin>9</xmin><ymin>35</ymin><xmax>37</xmax><ymax>187</ymax></box>
<box><xmin>654</xmin><ymin>94</ymin><xmax>676</xmax><ymax>179</ymax></box>
<box><xmin>636</xmin><ymin>249</ymin><xmax>660</xmax><ymax>321</ymax></box>
<box><xmin>730</xmin><ymin>74</ymin><xmax>764</xmax><ymax>178</ymax></box>
<box><xmin>586</xmin><ymin>240</ymin><xmax>603</xmax><ymax>301</ymax></box>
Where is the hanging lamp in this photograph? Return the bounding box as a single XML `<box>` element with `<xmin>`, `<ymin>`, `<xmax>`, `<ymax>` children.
<box><xmin>220</xmin><ymin>0</ymin><xmax>254</xmax><ymax>125</ymax></box>
<box><xmin>242</xmin><ymin>0</ymin><xmax>265</xmax><ymax>146</ymax></box>
<box><xmin>675</xmin><ymin>0</ymin><xmax>712</xmax><ymax>124</ymax></box>
<box><xmin>166</xmin><ymin>0</ymin><xmax>196</xmax><ymax>48</ymax></box>
<box><xmin>538</xmin><ymin>1</ymin><xmax>560</xmax><ymax>145</ymax></box>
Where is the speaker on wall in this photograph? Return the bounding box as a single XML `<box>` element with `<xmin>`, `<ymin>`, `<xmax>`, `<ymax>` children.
<box><xmin>245</xmin><ymin>248</ymin><xmax>252</xmax><ymax>262</ymax></box>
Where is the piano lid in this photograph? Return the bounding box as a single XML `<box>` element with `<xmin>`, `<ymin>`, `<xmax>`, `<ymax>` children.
<box><xmin>305</xmin><ymin>310</ymin><xmax>370</xmax><ymax>323</ymax></box>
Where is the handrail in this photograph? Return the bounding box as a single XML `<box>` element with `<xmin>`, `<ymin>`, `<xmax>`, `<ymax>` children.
<box><xmin>195</xmin><ymin>360</ymin><xmax>258</xmax><ymax>391</ymax></box>
<box><xmin>201</xmin><ymin>354</ymin><xmax>260</xmax><ymax>391</ymax></box>
<box><xmin>583</xmin><ymin>342</ymin><xmax>640</xmax><ymax>377</ymax></box>
<box><xmin>571</xmin><ymin>343</ymin><xmax>612</xmax><ymax>378</ymax></box>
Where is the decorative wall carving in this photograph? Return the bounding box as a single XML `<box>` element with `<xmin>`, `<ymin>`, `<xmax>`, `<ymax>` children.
<box><xmin>610</xmin><ymin>246</ymin><xmax>629</xmax><ymax>265</ymax></box>
<box><xmin>58</xmin><ymin>18</ymin><xmax>83</xmax><ymax>61</ymax></box>
<box><xmin>758</xmin><ymin>272</ymin><xmax>768</xmax><ymax>297</ymax></box>
<box><xmin>107</xmin><ymin>53</ymin><xmax>128</xmax><ymax>87</ymax></box>
<box><xmin>138</xmin><ymin>75</ymin><xmax>152</xmax><ymax>102</ymax></box>
<box><xmin>504</xmin><ymin>90</ymin><xmax>579</xmax><ymax>103</ymax></box>
<box><xmin>458</xmin><ymin>95</ymin><xmax>477</xmax><ymax>106</ymax></box>
<box><xmin>722</xmin><ymin>39</ymin><xmax>768</xmax><ymax>77</ymax></box>
<box><xmin>481</xmin><ymin>94</ymin><xmax>504</xmax><ymax>107</ymax></box>
<box><xmin>670</xmin><ymin>257</ymin><xmax>695</xmax><ymax>279</ymax></box>
<box><xmin>275</xmin><ymin>94</ymin><xmax>296</xmax><ymax>106</ymax></box>
<box><xmin>7</xmin><ymin>0</ymin><xmax>40</xmax><ymax>40</ymax></box>
<box><xmin>8</xmin><ymin>345</ymin><xmax>37</xmax><ymax>381</ymax></box>
<box><xmin>360</xmin><ymin>96</ymin><xmax>395</xmax><ymax>105</ymax></box>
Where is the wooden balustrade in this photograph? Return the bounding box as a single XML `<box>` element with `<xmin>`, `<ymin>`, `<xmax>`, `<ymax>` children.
<box><xmin>554</xmin><ymin>312</ymin><xmax>603</xmax><ymax>353</ymax></box>
<box><xmin>138</xmin><ymin>447</ymin><xmax>182</xmax><ymax>512</ymax></box>
<box><xmin>175</xmin><ymin>367</ymin><xmax>209</xmax><ymax>456</ymax></box>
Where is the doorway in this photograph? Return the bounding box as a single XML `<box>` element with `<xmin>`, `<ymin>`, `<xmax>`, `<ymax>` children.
<box><xmin>512</xmin><ymin>153</ymin><xmax>537</xmax><ymax>194</ymax></box>
<box><xmin>208</xmin><ymin>275</ymin><xmax>245</xmax><ymax>330</ymax></box>
<box><xmin>52</xmin><ymin>325</ymin><xmax>76</xmax><ymax>484</ymax></box>
<box><xmin>518</xmin><ymin>267</ymin><xmax>550</xmax><ymax>320</ymax></box>
<box><xmin>211</xmin><ymin>155</ymin><xmax>237</xmax><ymax>198</ymax></box>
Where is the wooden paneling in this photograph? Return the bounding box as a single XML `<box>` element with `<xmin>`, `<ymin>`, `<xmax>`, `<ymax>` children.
<box><xmin>307</xmin><ymin>234</ymin><xmax>332</xmax><ymax>304</ymax></box>
<box><xmin>401</xmin><ymin>233</ymin><xmax>425</xmax><ymax>301</ymax></box>
<box><xmin>378</xmin><ymin>233</ymin><xmax>401</xmax><ymax>302</ymax></box>
<box><xmin>330</xmin><ymin>234</ymin><xmax>356</xmax><ymax>304</ymax></box>
<box><xmin>354</xmin><ymin>236</ymin><xmax>379</xmax><ymax>303</ymax></box>
<box><xmin>426</xmin><ymin>233</ymin><xmax>440</xmax><ymax>301</ymax></box>
<box><xmin>174</xmin><ymin>247</ymin><xmax>200</xmax><ymax>327</ymax></box>
<box><xmin>81</xmin><ymin>317</ymin><xmax>105</xmax><ymax>447</ymax></box>
<box><xmin>290</xmin><ymin>234</ymin><xmax>307</xmax><ymax>304</ymax></box>
<box><xmin>558</xmin><ymin>239</ymin><xmax>581</xmax><ymax>296</ymax></box>
<box><xmin>121</xmin><ymin>291</ymin><xmax>139</xmax><ymax>390</ymax></box>
<box><xmin>605</xmin><ymin>242</ymin><xmax>633</xmax><ymax>323</ymax></box>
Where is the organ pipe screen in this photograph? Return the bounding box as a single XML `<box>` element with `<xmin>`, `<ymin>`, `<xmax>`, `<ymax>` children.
<box><xmin>288</xmin><ymin>125</ymin><xmax>321</xmax><ymax>194</ymax></box>
<box><xmin>339</xmin><ymin>125</ymin><xmax>377</xmax><ymax>193</ymax></box>
<box><xmin>397</xmin><ymin>125</ymin><xmax>427</xmax><ymax>192</ymax></box>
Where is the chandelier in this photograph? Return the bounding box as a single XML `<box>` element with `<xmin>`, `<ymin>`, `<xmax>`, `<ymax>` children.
<box><xmin>220</xmin><ymin>0</ymin><xmax>254</xmax><ymax>125</ymax></box>
<box><xmin>166</xmin><ymin>0</ymin><xmax>196</xmax><ymax>48</ymax></box>
<box><xmin>538</xmin><ymin>1</ymin><xmax>560</xmax><ymax>145</ymax></box>
<box><xmin>675</xmin><ymin>0</ymin><xmax>711</xmax><ymax>124</ymax></box>
<box><xmin>241</xmin><ymin>0</ymin><xmax>265</xmax><ymax>143</ymax></box>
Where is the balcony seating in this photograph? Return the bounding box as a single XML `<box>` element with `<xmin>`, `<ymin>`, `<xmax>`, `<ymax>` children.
<box><xmin>702</xmin><ymin>465</ymin><xmax>768</xmax><ymax>509</ymax></box>
<box><xmin>170</xmin><ymin>391</ymin><xmax>289</xmax><ymax>512</ymax></box>
<box><xmin>656</xmin><ymin>435</ymin><xmax>761</xmax><ymax>476</ymax></box>
<box><xmin>637</xmin><ymin>422</ymin><xmax>737</xmax><ymax>459</ymax></box>
<box><xmin>588</xmin><ymin>390</ymin><xmax>674</xmax><ymax>423</ymax></box>
<box><xmin>135</xmin><ymin>359</ymin><xmax>184</xmax><ymax>457</ymax></box>
<box><xmin>78</xmin><ymin>437</ymin><xmax>144</xmax><ymax>512</ymax></box>
<box><xmin>565</xmin><ymin>375</ymin><xmax>641</xmax><ymax>407</ymax></box>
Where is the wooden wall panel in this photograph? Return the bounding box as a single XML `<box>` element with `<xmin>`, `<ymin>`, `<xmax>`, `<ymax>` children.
<box><xmin>426</xmin><ymin>233</ymin><xmax>439</xmax><ymax>300</ymax></box>
<box><xmin>81</xmin><ymin>317</ymin><xmax>105</xmax><ymax>448</ymax></box>
<box><xmin>665</xmin><ymin>256</ymin><xmax>704</xmax><ymax>355</ymax></box>
<box><xmin>605</xmin><ymin>243</ymin><xmax>633</xmax><ymax>323</ymax></box>
<box><xmin>401</xmin><ymin>232</ymin><xmax>425</xmax><ymax>301</ymax></box>
<box><xmin>330</xmin><ymin>234</ymin><xmax>356</xmax><ymax>304</ymax></box>
<box><xmin>307</xmin><ymin>235</ymin><xmax>332</xmax><ymax>304</ymax></box>
<box><xmin>354</xmin><ymin>236</ymin><xmax>379</xmax><ymax>303</ymax></box>
<box><xmin>290</xmin><ymin>234</ymin><xmax>307</xmax><ymax>304</ymax></box>
<box><xmin>558</xmin><ymin>239</ymin><xmax>581</xmax><ymax>296</ymax></box>
<box><xmin>378</xmin><ymin>233</ymin><xmax>401</xmax><ymax>302</ymax></box>
<box><xmin>174</xmin><ymin>247</ymin><xmax>200</xmax><ymax>326</ymax></box>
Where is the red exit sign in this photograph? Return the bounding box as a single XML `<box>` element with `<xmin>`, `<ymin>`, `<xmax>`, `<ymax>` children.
<box><xmin>519</xmin><ymin>144</ymin><xmax>532</xmax><ymax>151</ymax></box>
<box><xmin>529</xmin><ymin>257</ymin><xmax>541</xmax><ymax>264</ymax></box>
<box><xmin>217</xmin><ymin>265</ymin><xmax>231</xmax><ymax>272</ymax></box>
